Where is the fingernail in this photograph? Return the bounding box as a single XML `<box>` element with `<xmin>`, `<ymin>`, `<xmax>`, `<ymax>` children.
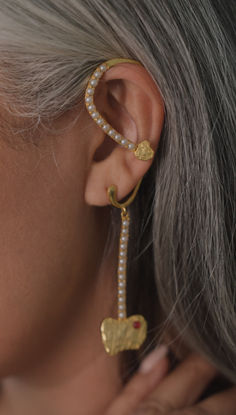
<box><xmin>139</xmin><ymin>344</ymin><xmax>168</xmax><ymax>374</ymax></box>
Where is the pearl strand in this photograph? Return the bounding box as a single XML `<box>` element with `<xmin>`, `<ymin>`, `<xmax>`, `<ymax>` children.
<box><xmin>117</xmin><ymin>210</ymin><xmax>130</xmax><ymax>319</ymax></box>
<box><xmin>85</xmin><ymin>63</ymin><xmax>136</xmax><ymax>152</ymax></box>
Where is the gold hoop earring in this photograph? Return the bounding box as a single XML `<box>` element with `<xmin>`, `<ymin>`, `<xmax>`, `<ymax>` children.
<box><xmin>84</xmin><ymin>58</ymin><xmax>152</xmax><ymax>355</ymax></box>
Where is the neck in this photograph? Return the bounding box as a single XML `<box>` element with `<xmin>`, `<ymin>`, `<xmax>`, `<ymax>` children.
<box><xmin>0</xmin><ymin>211</ymin><xmax>123</xmax><ymax>415</ymax></box>
<box><xmin>2</xmin><ymin>352</ymin><xmax>121</xmax><ymax>415</ymax></box>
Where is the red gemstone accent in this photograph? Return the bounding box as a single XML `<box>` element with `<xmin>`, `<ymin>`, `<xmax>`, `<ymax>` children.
<box><xmin>133</xmin><ymin>321</ymin><xmax>141</xmax><ymax>329</ymax></box>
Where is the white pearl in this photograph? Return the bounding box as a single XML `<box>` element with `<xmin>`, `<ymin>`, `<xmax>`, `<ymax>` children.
<box><xmin>118</xmin><ymin>266</ymin><xmax>124</xmax><ymax>272</ymax></box>
<box><xmin>102</xmin><ymin>124</ymin><xmax>109</xmax><ymax>131</ymax></box>
<box><xmin>118</xmin><ymin>297</ymin><xmax>125</xmax><ymax>303</ymax></box>
<box><xmin>118</xmin><ymin>289</ymin><xmax>124</xmax><ymax>295</ymax></box>
<box><xmin>118</xmin><ymin>304</ymin><xmax>124</xmax><ymax>310</ymax></box>
<box><xmin>91</xmin><ymin>112</ymin><xmax>99</xmax><ymax>118</ymax></box>
<box><xmin>118</xmin><ymin>312</ymin><xmax>125</xmax><ymax>319</ymax></box>
<box><xmin>85</xmin><ymin>97</ymin><xmax>92</xmax><ymax>103</ymax></box>
<box><xmin>121</xmin><ymin>236</ymin><xmax>128</xmax><ymax>242</ymax></box>
<box><xmin>100</xmin><ymin>64</ymin><xmax>107</xmax><ymax>71</ymax></box>
<box><xmin>88</xmin><ymin>104</ymin><xmax>95</xmax><ymax>111</ymax></box>
<box><xmin>122</xmin><ymin>228</ymin><xmax>128</xmax><ymax>234</ymax></box>
<box><xmin>120</xmin><ymin>244</ymin><xmax>126</xmax><ymax>250</ymax></box>
<box><xmin>87</xmin><ymin>88</ymin><xmax>94</xmax><ymax>95</ymax></box>
<box><xmin>123</xmin><ymin>220</ymin><xmax>129</xmax><ymax>226</ymax></box>
<box><xmin>118</xmin><ymin>273</ymin><xmax>125</xmax><ymax>279</ymax></box>
<box><xmin>90</xmin><ymin>79</ymin><xmax>98</xmax><ymax>86</ymax></box>
<box><xmin>115</xmin><ymin>134</ymin><xmax>121</xmax><ymax>141</ymax></box>
<box><xmin>94</xmin><ymin>71</ymin><xmax>102</xmax><ymax>78</ymax></box>
<box><xmin>121</xmin><ymin>139</ymin><xmax>127</xmax><ymax>145</ymax></box>
<box><xmin>119</xmin><ymin>258</ymin><xmax>125</xmax><ymax>264</ymax></box>
<box><xmin>108</xmin><ymin>129</ymin><xmax>115</xmax><ymax>136</ymax></box>
<box><xmin>128</xmin><ymin>143</ymin><xmax>135</xmax><ymax>149</ymax></box>
<box><xmin>120</xmin><ymin>251</ymin><xmax>125</xmax><ymax>257</ymax></box>
<box><xmin>118</xmin><ymin>281</ymin><xmax>124</xmax><ymax>287</ymax></box>
<box><xmin>119</xmin><ymin>264</ymin><xmax>126</xmax><ymax>269</ymax></box>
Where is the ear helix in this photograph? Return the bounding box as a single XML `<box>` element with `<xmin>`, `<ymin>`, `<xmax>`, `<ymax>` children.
<box><xmin>84</xmin><ymin>58</ymin><xmax>154</xmax><ymax>161</ymax></box>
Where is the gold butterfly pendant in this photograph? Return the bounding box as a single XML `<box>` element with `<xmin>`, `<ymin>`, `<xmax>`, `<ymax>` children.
<box><xmin>100</xmin><ymin>315</ymin><xmax>147</xmax><ymax>356</ymax></box>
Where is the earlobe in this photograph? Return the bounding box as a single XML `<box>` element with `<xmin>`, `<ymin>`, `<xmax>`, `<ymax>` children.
<box><xmin>84</xmin><ymin>58</ymin><xmax>165</xmax><ymax>207</ymax></box>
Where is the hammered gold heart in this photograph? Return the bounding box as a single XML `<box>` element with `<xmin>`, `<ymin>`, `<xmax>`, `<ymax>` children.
<box><xmin>100</xmin><ymin>315</ymin><xmax>147</xmax><ymax>356</ymax></box>
<box><xmin>134</xmin><ymin>140</ymin><xmax>154</xmax><ymax>161</ymax></box>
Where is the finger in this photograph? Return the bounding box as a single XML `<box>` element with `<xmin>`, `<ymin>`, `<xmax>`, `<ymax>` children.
<box><xmin>105</xmin><ymin>345</ymin><xmax>169</xmax><ymax>415</ymax></box>
<box><xmin>196</xmin><ymin>386</ymin><xmax>236</xmax><ymax>415</ymax></box>
<box><xmin>146</xmin><ymin>353</ymin><xmax>218</xmax><ymax>411</ymax></box>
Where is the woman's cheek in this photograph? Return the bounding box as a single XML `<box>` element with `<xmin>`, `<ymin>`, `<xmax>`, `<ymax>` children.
<box><xmin>0</xmin><ymin>143</ymin><xmax>89</xmax><ymax>376</ymax></box>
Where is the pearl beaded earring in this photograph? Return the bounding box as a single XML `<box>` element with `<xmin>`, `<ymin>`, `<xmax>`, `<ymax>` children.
<box><xmin>85</xmin><ymin>58</ymin><xmax>154</xmax><ymax>355</ymax></box>
<box><xmin>85</xmin><ymin>58</ymin><xmax>154</xmax><ymax>161</ymax></box>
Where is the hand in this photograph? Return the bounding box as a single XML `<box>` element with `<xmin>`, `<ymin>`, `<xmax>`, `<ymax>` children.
<box><xmin>105</xmin><ymin>347</ymin><xmax>236</xmax><ymax>415</ymax></box>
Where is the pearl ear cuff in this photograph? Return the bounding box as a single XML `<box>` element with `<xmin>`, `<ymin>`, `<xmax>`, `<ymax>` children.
<box><xmin>85</xmin><ymin>57</ymin><xmax>154</xmax><ymax>161</ymax></box>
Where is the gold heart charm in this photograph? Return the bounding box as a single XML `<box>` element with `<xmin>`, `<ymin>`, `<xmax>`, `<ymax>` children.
<box><xmin>134</xmin><ymin>140</ymin><xmax>154</xmax><ymax>161</ymax></box>
<box><xmin>100</xmin><ymin>315</ymin><xmax>147</xmax><ymax>356</ymax></box>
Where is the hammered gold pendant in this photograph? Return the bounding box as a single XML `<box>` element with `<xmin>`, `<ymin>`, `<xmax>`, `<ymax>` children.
<box><xmin>101</xmin><ymin>315</ymin><xmax>147</xmax><ymax>356</ymax></box>
<box><xmin>134</xmin><ymin>140</ymin><xmax>154</xmax><ymax>161</ymax></box>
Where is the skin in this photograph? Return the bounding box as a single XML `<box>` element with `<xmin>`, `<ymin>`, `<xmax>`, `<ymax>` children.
<box><xmin>0</xmin><ymin>62</ymin><xmax>234</xmax><ymax>414</ymax></box>
<box><xmin>106</xmin><ymin>352</ymin><xmax>236</xmax><ymax>414</ymax></box>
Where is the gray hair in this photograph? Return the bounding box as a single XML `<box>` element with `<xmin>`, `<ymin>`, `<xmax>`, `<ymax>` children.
<box><xmin>0</xmin><ymin>0</ymin><xmax>235</xmax><ymax>384</ymax></box>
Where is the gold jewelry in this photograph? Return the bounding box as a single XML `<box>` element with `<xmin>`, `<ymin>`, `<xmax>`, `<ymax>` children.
<box><xmin>85</xmin><ymin>58</ymin><xmax>155</xmax><ymax>161</ymax></box>
<box><xmin>85</xmin><ymin>58</ymin><xmax>152</xmax><ymax>355</ymax></box>
<box><xmin>101</xmin><ymin>178</ymin><xmax>147</xmax><ymax>355</ymax></box>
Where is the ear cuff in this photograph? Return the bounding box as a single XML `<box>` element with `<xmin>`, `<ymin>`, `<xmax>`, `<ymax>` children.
<box><xmin>84</xmin><ymin>58</ymin><xmax>154</xmax><ymax>161</ymax></box>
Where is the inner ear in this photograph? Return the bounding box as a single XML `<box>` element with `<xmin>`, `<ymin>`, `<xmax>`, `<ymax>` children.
<box><xmin>106</xmin><ymin>78</ymin><xmax>126</xmax><ymax>104</ymax></box>
<box><xmin>107</xmin><ymin>89</ymin><xmax>119</xmax><ymax>113</ymax></box>
<box><xmin>93</xmin><ymin>134</ymin><xmax>116</xmax><ymax>162</ymax></box>
<box><xmin>92</xmin><ymin>78</ymin><xmax>137</xmax><ymax>162</ymax></box>
<box><xmin>107</xmin><ymin>90</ymin><xmax>136</xmax><ymax>137</ymax></box>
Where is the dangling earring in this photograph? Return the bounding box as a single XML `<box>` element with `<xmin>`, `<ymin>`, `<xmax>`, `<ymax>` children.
<box><xmin>85</xmin><ymin>58</ymin><xmax>154</xmax><ymax>355</ymax></box>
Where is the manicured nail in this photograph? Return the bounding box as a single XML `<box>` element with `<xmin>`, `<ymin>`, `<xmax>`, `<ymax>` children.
<box><xmin>139</xmin><ymin>344</ymin><xmax>168</xmax><ymax>374</ymax></box>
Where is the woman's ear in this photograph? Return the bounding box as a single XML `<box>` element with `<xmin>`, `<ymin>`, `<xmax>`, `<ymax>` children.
<box><xmin>84</xmin><ymin>62</ymin><xmax>165</xmax><ymax>206</ymax></box>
